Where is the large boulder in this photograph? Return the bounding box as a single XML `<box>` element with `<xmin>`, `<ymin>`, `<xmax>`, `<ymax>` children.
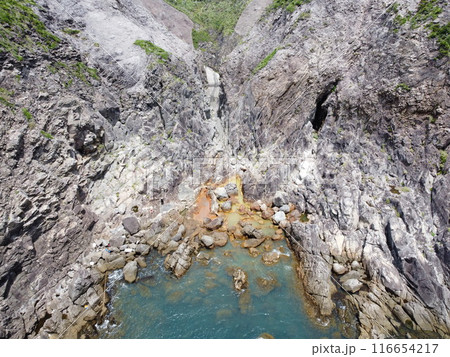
<box><xmin>272</xmin><ymin>211</ymin><xmax>286</xmax><ymax>224</ymax></box>
<box><xmin>172</xmin><ymin>224</ymin><xmax>185</xmax><ymax>242</ymax></box>
<box><xmin>342</xmin><ymin>278</ymin><xmax>363</xmax><ymax>293</ymax></box>
<box><xmin>122</xmin><ymin>216</ymin><xmax>140</xmax><ymax>235</ymax></box>
<box><xmin>241</xmin><ymin>224</ymin><xmax>263</xmax><ymax>240</ymax></box>
<box><xmin>214</xmin><ymin>187</ymin><xmax>229</xmax><ymax>200</ymax></box>
<box><xmin>136</xmin><ymin>244</ymin><xmax>150</xmax><ymax>255</ymax></box>
<box><xmin>97</xmin><ymin>256</ymin><xmax>126</xmax><ymax>273</ymax></box>
<box><xmin>332</xmin><ymin>263</ymin><xmax>347</xmax><ymax>275</ymax></box>
<box><xmin>123</xmin><ymin>260</ymin><xmax>138</xmax><ymax>283</ymax></box>
<box><xmin>201</xmin><ymin>235</ymin><xmax>215</xmax><ymax>248</ymax></box>
<box><xmin>109</xmin><ymin>235</ymin><xmax>125</xmax><ymax>248</ymax></box>
<box><xmin>204</xmin><ymin>217</ymin><xmax>223</xmax><ymax>230</ymax></box>
<box><xmin>213</xmin><ymin>232</ymin><xmax>228</xmax><ymax>247</ymax></box>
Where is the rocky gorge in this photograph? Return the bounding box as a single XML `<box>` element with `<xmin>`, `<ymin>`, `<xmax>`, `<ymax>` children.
<box><xmin>0</xmin><ymin>0</ymin><xmax>449</xmax><ymax>339</ymax></box>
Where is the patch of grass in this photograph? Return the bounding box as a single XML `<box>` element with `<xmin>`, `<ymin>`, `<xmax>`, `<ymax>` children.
<box><xmin>0</xmin><ymin>96</ymin><xmax>14</xmax><ymax>108</ymax></box>
<box><xmin>427</xmin><ymin>22</ymin><xmax>449</xmax><ymax>57</ymax></box>
<box><xmin>299</xmin><ymin>10</ymin><xmax>311</xmax><ymax>20</ymax></box>
<box><xmin>395</xmin><ymin>83</ymin><xmax>411</xmax><ymax>92</ymax></box>
<box><xmin>0</xmin><ymin>87</ymin><xmax>14</xmax><ymax>109</ymax></box>
<box><xmin>391</xmin><ymin>1</ymin><xmax>447</xmax><ymax>57</ymax></box>
<box><xmin>388</xmin><ymin>2</ymin><xmax>400</xmax><ymax>14</ymax></box>
<box><xmin>62</xmin><ymin>28</ymin><xmax>80</xmax><ymax>35</ymax></box>
<box><xmin>165</xmin><ymin>0</ymin><xmax>250</xmax><ymax>47</ymax></box>
<box><xmin>48</xmin><ymin>61</ymin><xmax>100</xmax><ymax>85</ymax></box>
<box><xmin>192</xmin><ymin>28</ymin><xmax>211</xmax><ymax>49</ymax></box>
<box><xmin>0</xmin><ymin>0</ymin><xmax>60</xmax><ymax>60</ymax></box>
<box><xmin>22</xmin><ymin>107</ymin><xmax>32</xmax><ymax>121</ymax></box>
<box><xmin>252</xmin><ymin>48</ymin><xmax>279</xmax><ymax>74</ymax></box>
<box><xmin>134</xmin><ymin>40</ymin><xmax>170</xmax><ymax>61</ymax></box>
<box><xmin>439</xmin><ymin>150</ymin><xmax>447</xmax><ymax>174</ymax></box>
<box><xmin>40</xmin><ymin>130</ymin><xmax>53</xmax><ymax>139</ymax></box>
<box><xmin>300</xmin><ymin>212</ymin><xmax>309</xmax><ymax>223</ymax></box>
<box><xmin>270</xmin><ymin>0</ymin><xmax>312</xmax><ymax>13</ymax></box>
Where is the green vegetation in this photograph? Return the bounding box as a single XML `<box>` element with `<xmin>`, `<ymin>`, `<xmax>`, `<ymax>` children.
<box><xmin>62</xmin><ymin>28</ymin><xmax>80</xmax><ymax>35</ymax></box>
<box><xmin>439</xmin><ymin>150</ymin><xmax>447</xmax><ymax>174</ymax></box>
<box><xmin>388</xmin><ymin>2</ymin><xmax>400</xmax><ymax>14</ymax></box>
<box><xmin>165</xmin><ymin>0</ymin><xmax>250</xmax><ymax>48</ymax></box>
<box><xmin>427</xmin><ymin>22</ymin><xmax>449</xmax><ymax>57</ymax></box>
<box><xmin>22</xmin><ymin>107</ymin><xmax>32</xmax><ymax>121</ymax></box>
<box><xmin>270</xmin><ymin>0</ymin><xmax>312</xmax><ymax>13</ymax></box>
<box><xmin>48</xmin><ymin>61</ymin><xmax>100</xmax><ymax>85</ymax></box>
<box><xmin>300</xmin><ymin>212</ymin><xmax>309</xmax><ymax>223</ymax></box>
<box><xmin>40</xmin><ymin>130</ymin><xmax>53</xmax><ymax>139</ymax></box>
<box><xmin>0</xmin><ymin>0</ymin><xmax>60</xmax><ymax>60</ymax></box>
<box><xmin>395</xmin><ymin>83</ymin><xmax>411</xmax><ymax>92</ymax></box>
<box><xmin>0</xmin><ymin>87</ymin><xmax>15</xmax><ymax>109</ymax></box>
<box><xmin>299</xmin><ymin>11</ymin><xmax>311</xmax><ymax>20</ymax></box>
<box><xmin>192</xmin><ymin>29</ymin><xmax>211</xmax><ymax>49</ymax></box>
<box><xmin>252</xmin><ymin>48</ymin><xmax>279</xmax><ymax>74</ymax></box>
<box><xmin>134</xmin><ymin>40</ymin><xmax>170</xmax><ymax>61</ymax></box>
<box><xmin>391</xmin><ymin>1</ymin><xmax>448</xmax><ymax>57</ymax></box>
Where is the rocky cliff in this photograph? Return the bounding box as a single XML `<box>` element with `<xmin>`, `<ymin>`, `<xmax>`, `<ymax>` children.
<box><xmin>0</xmin><ymin>0</ymin><xmax>448</xmax><ymax>338</ymax></box>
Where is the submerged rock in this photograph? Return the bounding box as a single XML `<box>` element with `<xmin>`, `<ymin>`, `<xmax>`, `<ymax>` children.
<box><xmin>232</xmin><ymin>268</ymin><xmax>248</xmax><ymax>291</ymax></box>
<box><xmin>258</xmin><ymin>333</ymin><xmax>275</xmax><ymax>339</ymax></box>
<box><xmin>242</xmin><ymin>237</ymin><xmax>265</xmax><ymax>248</ymax></box>
<box><xmin>256</xmin><ymin>276</ymin><xmax>279</xmax><ymax>295</ymax></box>
<box><xmin>262</xmin><ymin>251</ymin><xmax>280</xmax><ymax>265</ymax></box>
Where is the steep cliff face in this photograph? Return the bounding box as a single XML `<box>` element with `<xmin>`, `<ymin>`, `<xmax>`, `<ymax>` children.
<box><xmin>0</xmin><ymin>0</ymin><xmax>448</xmax><ymax>339</ymax></box>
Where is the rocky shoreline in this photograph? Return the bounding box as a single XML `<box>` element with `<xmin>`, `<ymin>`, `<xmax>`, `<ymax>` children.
<box><xmin>34</xmin><ymin>179</ymin><xmax>448</xmax><ymax>339</ymax></box>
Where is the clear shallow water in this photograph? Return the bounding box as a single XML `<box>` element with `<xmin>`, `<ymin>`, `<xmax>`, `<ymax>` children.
<box><xmin>98</xmin><ymin>238</ymin><xmax>343</xmax><ymax>339</ymax></box>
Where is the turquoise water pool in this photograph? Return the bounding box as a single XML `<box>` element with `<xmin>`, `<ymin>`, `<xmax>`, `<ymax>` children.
<box><xmin>97</xmin><ymin>237</ymin><xmax>344</xmax><ymax>339</ymax></box>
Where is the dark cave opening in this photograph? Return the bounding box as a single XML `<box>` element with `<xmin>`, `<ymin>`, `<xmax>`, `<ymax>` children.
<box><xmin>311</xmin><ymin>80</ymin><xmax>340</xmax><ymax>131</ymax></box>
